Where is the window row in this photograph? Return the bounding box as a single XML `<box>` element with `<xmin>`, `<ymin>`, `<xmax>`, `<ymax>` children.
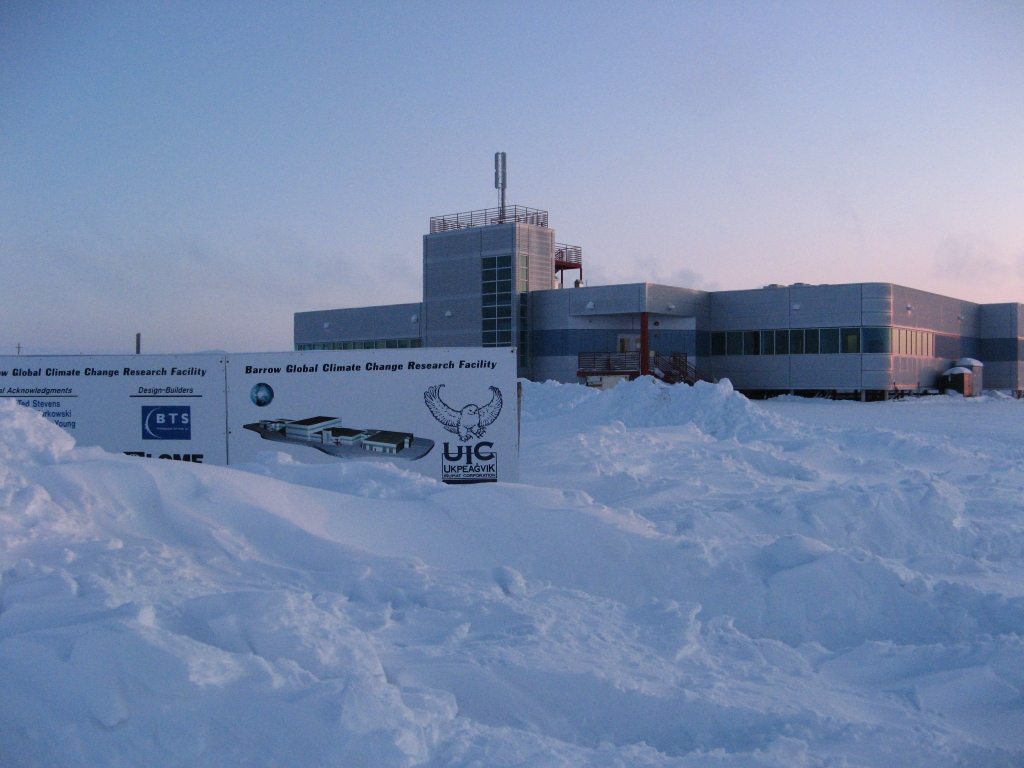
<box><xmin>483</xmin><ymin>330</ymin><xmax>513</xmax><ymax>346</ymax></box>
<box><xmin>709</xmin><ymin>327</ymin><xmax>934</xmax><ymax>357</ymax></box>
<box><xmin>296</xmin><ymin>338</ymin><xmax>423</xmax><ymax>351</ymax></box>
<box><xmin>483</xmin><ymin>253</ymin><xmax>514</xmax><ymax>348</ymax></box>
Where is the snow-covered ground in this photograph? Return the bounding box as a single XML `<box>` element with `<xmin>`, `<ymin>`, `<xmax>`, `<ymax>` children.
<box><xmin>2</xmin><ymin>379</ymin><xmax>1023</xmax><ymax>766</ymax></box>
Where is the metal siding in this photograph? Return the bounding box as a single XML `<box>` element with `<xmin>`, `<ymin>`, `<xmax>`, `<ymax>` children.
<box><xmin>982</xmin><ymin>361</ymin><xmax>1020</xmax><ymax>390</ymax></box>
<box><xmin>294</xmin><ymin>303</ymin><xmax>422</xmax><ymax>345</ymax></box>
<box><xmin>530</xmin><ymin>288</ymin><xmax>572</xmax><ymax>328</ymax></box>
<box><xmin>892</xmin><ymin>285</ymin><xmax>980</xmax><ymax>336</ymax></box>
<box><xmin>789</xmin><ymin>355</ymin><xmax>862</xmax><ymax>389</ymax></box>
<box><xmin>423</xmin><ymin>227</ymin><xmax>487</xmax><ymax>347</ymax></box>
<box><xmin>789</xmin><ymin>285</ymin><xmax>862</xmax><ymax>328</ymax></box>
<box><xmin>710</xmin><ymin>356</ymin><xmax>790</xmax><ymax>389</ymax></box>
<box><xmin>532</xmin><ymin>355</ymin><xmax>580</xmax><ymax>384</ymax></box>
<box><xmin>570</xmin><ymin>284</ymin><xmax>647</xmax><ymax>316</ymax></box>
<box><xmin>646</xmin><ymin>284</ymin><xmax>712</xmax><ymax>324</ymax></box>
<box><xmin>710</xmin><ymin>287</ymin><xmax>791</xmax><ymax>330</ymax></box>
<box><xmin>860</xmin><ymin>283</ymin><xmax>893</xmax><ymax>299</ymax></box>
<box><xmin>979</xmin><ymin>304</ymin><xmax>1020</xmax><ymax>339</ymax></box>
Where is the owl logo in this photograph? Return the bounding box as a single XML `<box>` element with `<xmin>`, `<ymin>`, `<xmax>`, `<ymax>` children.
<box><xmin>424</xmin><ymin>384</ymin><xmax>503</xmax><ymax>442</ymax></box>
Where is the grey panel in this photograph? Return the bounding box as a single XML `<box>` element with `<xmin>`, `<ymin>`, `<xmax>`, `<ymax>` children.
<box><xmin>789</xmin><ymin>285</ymin><xmax>862</xmax><ymax>328</ymax></box>
<box><xmin>423</xmin><ymin>226</ymin><xmax>489</xmax><ymax>347</ymax></box>
<box><xmin>294</xmin><ymin>303</ymin><xmax>422</xmax><ymax>345</ymax></box>
<box><xmin>531</xmin><ymin>355</ymin><xmax>581</xmax><ymax>384</ymax></box>
<box><xmin>530</xmin><ymin>288</ymin><xmax>572</xmax><ymax>328</ymax></box>
<box><xmin>709</xmin><ymin>356</ymin><xmax>790</xmax><ymax>389</ymax></box>
<box><xmin>567</xmin><ymin>314</ymin><xmax>645</xmax><ymax>331</ymax></box>
<box><xmin>862</xmin><ymin>298</ymin><xmax>893</xmax><ymax>314</ymax></box>
<box><xmin>570</xmin><ymin>284</ymin><xmax>647</xmax><ymax>316</ymax></box>
<box><xmin>980</xmin><ymin>361</ymin><xmax>1018</xmax><ymax>390</ymax></box>
<box><xmin>861</xmin><ymin>283</ymin><xmax>893</xmax><ymax>299</ymax></box>
<box><xmin>710</xmin><ymin>287</ymin><xmax>791</xmax><ymax>330</ymax></box>
<box><xmin>891</xmin><ymin>356</ymin><xmax>946</xmax><ymax>389</ymax></box>
<box><xmin>861</xmin><ymin>354</ymin><xmax>892</xmax><ymax>372</ymax></box>
<box><xmin>519</xmin><ymin>224</ymin><xmax>556</xmax><ymax>293</ymax></box>
<box><xmin>480</xmin><ymin>224</ymin><xmax>515</xmax><ymax>254</ymax></box>
<box><xmin>646</xmin><ymin>284</ymin><xmax>711</xmax><ymax>324</ymax></box>
<box><xmin>979</xmin><ymin>303</ymin><xmax>1021</xmax><ymax>339</ymax></box>
<box><xmin>862</xmin><ymin>371</ymin><xmax>893</xmax><ymax>389</ymax></box>
<box><xmin>892</xmin><ymin>285</ymin><xmax>980</xmax><ymax>336</ymax></box>
<box><xmin>862</xmin><ymin>312</ymin><xmax>893</xmax><ymax>327</ymax></box>
<box><xmin>789</xmin><ymin>355</ymin><xmax>862</xmax><ymax>389</ymax></box>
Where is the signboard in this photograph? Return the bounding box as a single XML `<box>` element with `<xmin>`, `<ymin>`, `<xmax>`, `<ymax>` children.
<box><xmin>0</xmin><ymin>355</ymin><xmax>227</xmax><ymax>464</ymax></box>
<box><xmin>225</xmin><ymin>348</ymin><xmax>519</xmax><ymax>483</ymax></box>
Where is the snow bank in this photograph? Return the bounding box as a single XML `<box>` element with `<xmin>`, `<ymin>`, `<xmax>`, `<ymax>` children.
<box><xmin>2</xmin><ymin>382</ymin><xmax>1024</xmax><ymax>766</ymax></box>
<box><xmin>524</xmin><ymin>377</ymin><xmax>791</xmax><ymax>440</ymax></box>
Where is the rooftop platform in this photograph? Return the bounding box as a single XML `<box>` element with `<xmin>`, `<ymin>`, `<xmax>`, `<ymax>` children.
<box><xmin>429</xmin><ymin>205</ymin><xmax>548</xmax><ymax>233</ymax></box>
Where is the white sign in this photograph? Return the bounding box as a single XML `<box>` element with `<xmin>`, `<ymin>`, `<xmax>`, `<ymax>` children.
<box><xmin>0</xmin><ymin>355</ymin><xmax>227</xmax><ymax>464</ymax></box>
<box><xmin>226</xmin><ymin>348</ymin><xmax>519</xmax><ymax>483</ymax></box>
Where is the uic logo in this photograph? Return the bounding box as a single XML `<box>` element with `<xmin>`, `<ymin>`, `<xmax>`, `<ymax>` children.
<box><xmin>442</xmin><ymin>441</ymin><xmax>495</xmax><ymax>463</ymax></box>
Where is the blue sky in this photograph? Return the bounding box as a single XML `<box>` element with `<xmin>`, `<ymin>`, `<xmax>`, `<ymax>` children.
<box><xmin>2</xmin><ymin>1</ymin><xmax>1022</xmax><ymax>354</ymax></box>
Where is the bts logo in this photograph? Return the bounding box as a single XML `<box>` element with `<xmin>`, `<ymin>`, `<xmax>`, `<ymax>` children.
<box><xmin>142</xmin><ymin>406</ymin><xmax>191</xmax><ymax>440</ymax></box>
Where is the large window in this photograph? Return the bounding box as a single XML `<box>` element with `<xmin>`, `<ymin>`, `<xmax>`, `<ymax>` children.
<box><xmin>518</xmin><ymin>293</ymin><xmax>529</xmax><ymax>367</ymax></box>
<box><xmin>775</xmin><ymin>330</ymin><xmax>789</xmax><ymax>355</ymax></box>
<box><xmin>705</xmin><ymin>326</ymin><xmax>935</xmax><ymax>357</ymax></box>
<box><xmin>819</xmin><ymin>328</ymin><xmax>840</xmax><ymax>354</ymax></box>
<box><xmin>711</xmin><ymin>332</ymin><xmax>726</xmax><ymax>356</ymax></box>
<box><xmin>483</xmin><ymin>254</ymin><xmax>513</xmax><ymax>347</ymax></box>
<box><xmin>862</xmin><ymin>327</ymin><xmax>892</xmax><ymax>354</ymax></box>
<box><xmin>295</xmin><ymin>338</ymin><xmax>422</xmax><ymax>351</ymax></box>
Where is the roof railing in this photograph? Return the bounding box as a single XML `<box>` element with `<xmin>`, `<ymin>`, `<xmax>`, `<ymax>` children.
<box><xmin>429</xmin><ymin>205</ymin><xmax>548</xmax><ymax>233</ymax></box>
<box><xmin>555</xmin><ymin>244</ymin><xmax>582</xmax><ymax>266</ymax></box>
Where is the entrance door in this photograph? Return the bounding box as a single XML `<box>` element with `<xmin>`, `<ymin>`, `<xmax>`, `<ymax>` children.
<box><xmin>618</xmin><ymin>335</ymin><xmax>641</xmax><ymax>353</ymax></box>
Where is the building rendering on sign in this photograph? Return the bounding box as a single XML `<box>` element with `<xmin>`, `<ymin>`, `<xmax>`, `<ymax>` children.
<box><xmin>295</xmin><ymin>157</ymin><xmax>1024</xmax><ymax>398</ymax></box>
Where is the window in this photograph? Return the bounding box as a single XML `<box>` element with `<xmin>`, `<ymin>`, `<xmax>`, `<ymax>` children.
<box><xmin>518</xmin><ymin>254</ymin><xmax>529</xmax><ymax>293</ymax></box>
<box><xmin>761</xmin><ymin>331</ymin><xmax>775</xmax><ymax>355</ymax></box>
<box><xmin>519</xmin><ymin>294</ymin><xmax>529</xmax><ymax>367</ymax></box>
<box><xmin>862</xmin><ymin>327</ymin><xmax>891</xmax><ymax>354</ymax></box>
<box><xmin>775</xmin><ymin>330</ymin><xmax>789</xmax><ymax>355</ymax></box>
<box><xmin>893</xmin><ymin>328</ymin><xmax>934</xmax><ymax>357</ymax></box>
<box><xmin>744</xmin><ymin>331</ymin><xmax>761</xmax><ymax>355</ymax></box>
<box><xmin>805</xmin><ymin>328</ymin><xmax>820</xmax><ymax>354</ymax></box>
<box><xmin>790</xmin><ymin>329</ymin><xmax>804</xmax><ymax>354</ymax></box>
<box><xmin>819</xmin><ymin>328</ymin><xmax>840</xmax><ymax>354</ymax></box>
<box><xmin>727</xmin><ymin>331</ymin><xmax>743</xmax><ymax>355</ymax></box>
<box><xmin>483</xmin><ymin>254</ymin><xmax>514</xmax><ymax>347</ymax></box>
<box><xmin>711</xmin><ymin>332</ymin><xmax>726</xmax><ymax>356</ymax></box>
<box><xmin>840</xmin><ymin>328</ymin><xmax>861</xmax><ymax>354</ymax></box>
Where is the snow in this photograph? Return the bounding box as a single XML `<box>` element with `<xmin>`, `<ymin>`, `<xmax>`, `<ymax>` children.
<box><xmin>2</xmin><ymin>379</ymin><xmax>1024</xmax><ymax>766</ymax></box>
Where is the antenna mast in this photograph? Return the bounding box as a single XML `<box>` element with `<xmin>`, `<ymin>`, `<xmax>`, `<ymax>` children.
<box><xmin>494</xmin><ymin>152</ymin><xmax>507</xmax><ymax>222</ymax></box>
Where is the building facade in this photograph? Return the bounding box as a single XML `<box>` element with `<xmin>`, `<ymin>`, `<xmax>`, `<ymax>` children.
<box><xmin>295</xmin><ymin>206</ymin><xmax>1024</xmax><ymax>396</ymax></box>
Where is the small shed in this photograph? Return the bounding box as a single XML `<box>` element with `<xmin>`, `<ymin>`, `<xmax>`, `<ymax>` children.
<box><xmin>956</xmin><ymin>358</ymin><xmax>984</xmax><ymax>392</ymax></box>
<box><xmin>942</xmin><ymin>366</ymin><xmax>974</xmax><ymax>397</ymax></box>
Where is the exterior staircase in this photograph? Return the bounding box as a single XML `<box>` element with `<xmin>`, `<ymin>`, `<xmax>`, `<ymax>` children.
<box><xmin>577</xmin><ymin>352</ymin><xmax>714</xmax><ymax>386</ymax></box>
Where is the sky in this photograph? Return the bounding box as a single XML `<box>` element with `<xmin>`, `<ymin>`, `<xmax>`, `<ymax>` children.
<box><xmin>2</xmin><ymin>1</ymin><xmax>1023</xmax><ymax>355</ymax></box>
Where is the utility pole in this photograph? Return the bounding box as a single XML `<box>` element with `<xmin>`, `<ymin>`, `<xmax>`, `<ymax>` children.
<box><xmin>15</xmin><ymin>343</ymin><xmax>22</xmax><ymax>355</ymax></box>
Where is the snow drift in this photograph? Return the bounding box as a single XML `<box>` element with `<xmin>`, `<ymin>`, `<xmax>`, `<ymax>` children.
<box><xmin>2</xmin><ymin>381</ymin><xmax>1023</xmax><ymax>766</ymax></box>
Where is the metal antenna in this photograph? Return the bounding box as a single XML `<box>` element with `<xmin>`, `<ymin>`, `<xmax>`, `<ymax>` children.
<box><xmin>494</xmin><ymin>152</ymin><xmax>507</xmax><ymax>222</ymax></box>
